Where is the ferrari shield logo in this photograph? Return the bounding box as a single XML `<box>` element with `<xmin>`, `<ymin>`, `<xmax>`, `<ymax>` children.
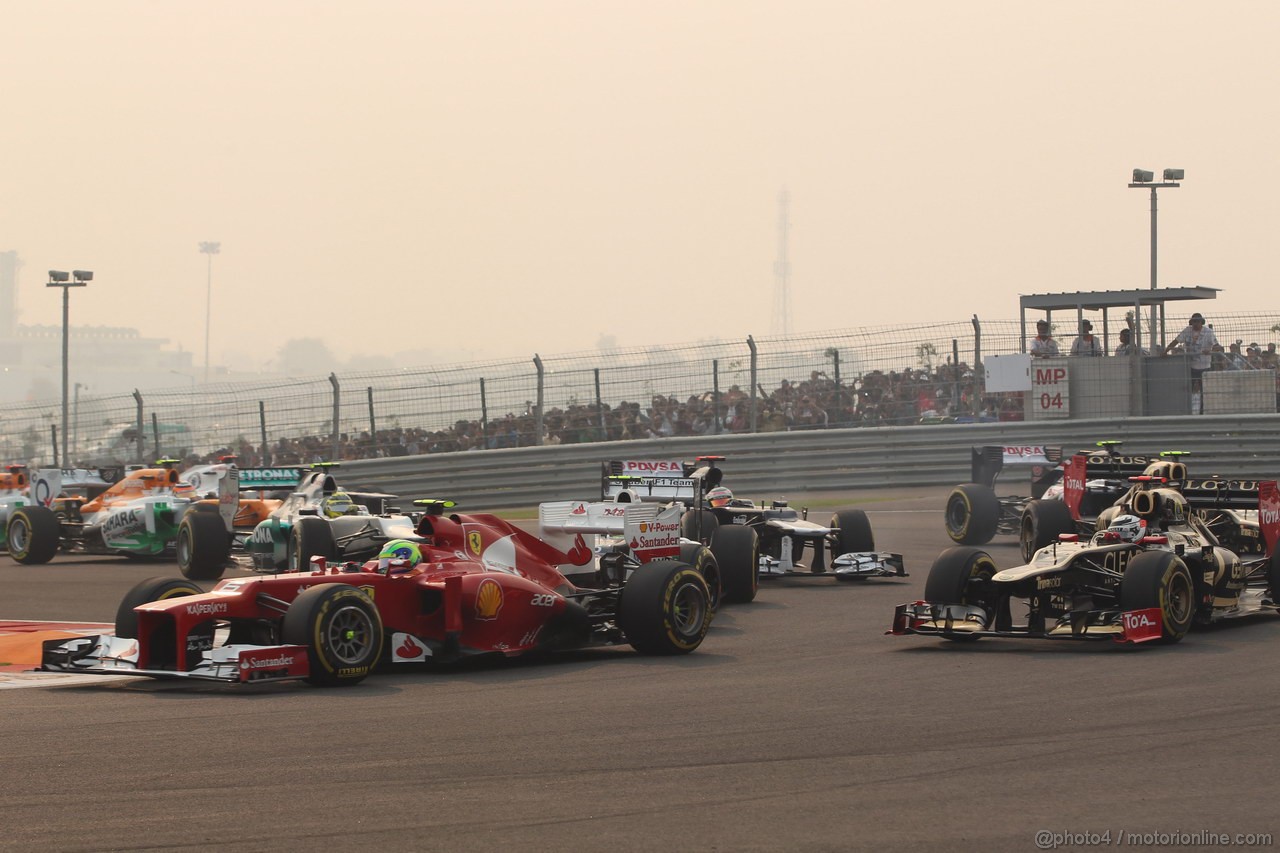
<box><xmin>467</xmin><ymin>531</ymin><xmax>483</xmax><ymax>557</ymax></box>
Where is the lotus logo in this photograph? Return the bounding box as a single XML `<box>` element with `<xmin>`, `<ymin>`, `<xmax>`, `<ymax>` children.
<box><xmin>475</xmin><ymin>578</ymin><xmax>503</xmax><ymax>620</ymax></box>
<box><xmin>467</xmin><ymin>531</ymin><xmax>483</xmax><ymax>556</ymax></box>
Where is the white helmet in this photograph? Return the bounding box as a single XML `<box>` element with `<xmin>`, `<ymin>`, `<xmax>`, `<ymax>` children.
<box><xmin>706</xmin><ymin>486</ymin><xmax>733</xmax><ymax>508</ymax></box>
<box><xmin>1107</xmin><ymin>514</ymin><xmax>1146</xmax><ymax>543</ymax></box>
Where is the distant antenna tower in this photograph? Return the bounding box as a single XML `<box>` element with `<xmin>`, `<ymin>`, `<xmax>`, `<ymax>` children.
<box><xmin>772</xmin><ymin>189</ymin><xmax>792</xmax><ymax>336</ymax></box>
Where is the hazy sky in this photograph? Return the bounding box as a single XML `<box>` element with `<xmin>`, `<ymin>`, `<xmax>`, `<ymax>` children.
<box><xmin>3</xmin><ymin>1</ymin><xmax>1277</xmax><ymax>373</ymax></box>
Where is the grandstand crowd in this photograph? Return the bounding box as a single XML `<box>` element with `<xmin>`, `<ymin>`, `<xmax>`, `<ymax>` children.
<box><xmin>191</xmin><ymin>360</ymin><xmax>1022</xmax><ymax>466</ymax></box>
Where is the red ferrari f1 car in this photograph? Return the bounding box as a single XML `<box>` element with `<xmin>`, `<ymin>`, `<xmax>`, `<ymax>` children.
<box><xmin>41</xmin><ymin>505</ymin><xmax>713</xmax><ymax>687</ymax></box>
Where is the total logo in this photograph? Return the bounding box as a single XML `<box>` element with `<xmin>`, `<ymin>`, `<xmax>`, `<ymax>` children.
<box><xmin>1122</xmin><ymin>611</ymin><xmax>1158</xmax><ymax>631</ymax></box>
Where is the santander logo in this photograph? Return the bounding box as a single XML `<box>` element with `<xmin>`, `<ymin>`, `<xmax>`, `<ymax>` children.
<box><xmin>566</xmin><ymin>533</ymin><xmax>592</xmax><ymax>566</ymax></box>
<box><xmin>396</xmin><ymin>636</ymin><xmax>426</xmax><ymax>659</ymax></box>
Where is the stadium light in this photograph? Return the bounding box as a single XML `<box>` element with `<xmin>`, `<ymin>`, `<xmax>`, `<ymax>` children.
<box><xmin>199</xmin><ymin>241</ymin><xmax>221</xmax><ymax>384</ymax></box>
<box><xmin>1127</xmin><ymin>168</ymin><xmax>1184</xmax><ymax>346</ymax></box>
<box><xmin>47</xmin><ymin>268</ymin><xmax>91</xmax><ymax>464</ymax></box>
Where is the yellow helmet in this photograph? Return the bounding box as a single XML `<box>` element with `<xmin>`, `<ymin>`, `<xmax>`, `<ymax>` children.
<box><xmin>323</xmin><ymin>492</ymin><xmax>356</xmax><ymax>518</ymax></box>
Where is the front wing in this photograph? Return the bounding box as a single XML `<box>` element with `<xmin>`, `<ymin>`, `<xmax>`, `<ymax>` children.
<box><xmin>41</xmin><ymin>635</ymin><xmax>311</xmax><ymax>683</ymax></box>
<box><xmin>888</xmin><ymin>601</ymin><xmax>1165</xmax><ymax>644</ymax></box>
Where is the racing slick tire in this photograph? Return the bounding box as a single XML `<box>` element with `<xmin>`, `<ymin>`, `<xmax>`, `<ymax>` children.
<box><xmin>922</xmin><ymin>547</ymin><xmax>999</xmax><ymax>641</ymax></box>
<box><xmin>709</xmin><ymin>524</ymin><xmax>759</xmax><ymax>604</ymax></box>
<box><xmin>619</xmin><ymin>560</ymin><xmax>712</xmax><ymax>655</ymax></box>
<box><xmin>176</xmin><ymin>511</ymin><xmax>232</xmax><ymax>581</ymax></box>
<box><xmin>6</xmin><ymin>505</ymin><xmax>61</xmax><ymax>565</ymax></box>
<box><xmin>287</xmin><ymin>516</ymin><xmax>337</xmax><ymax>572</ymax></box>
<box><xmin>114</xmin><ymin>577</ymin><xmax>203</xmax><ymax>639</ymax></box>
<box><xmin>679</xmin><ymin>542</ymin><xmax>722</xmax><ymax>611</ymax></box>
<box><xmin>944</xmin><ymin>484</ymin><xmax>1000</xmax><ymax>545</ymax></box>
<box><xmin>282</xmin><ymin>583</ymin><xmax>384</xmax><ymax>686</ymax></box>
<box><xmin>1120</xmin><ymin>551</ymin><xmax>1196</xmax><ymax>644</ymax></box>
<box><xmin>679</xmin><ymin>509</ymin><xmax>719</xmax><ymax>543</ymax></box>
<box><xmin>830</xmin><ymin>510</ymin><xmax>874</xmax><ymax>567</ymax></box>
<box><xmin>1019</xmin><ymin>499</ymin><xmax>1075</xmax><ymax>563</ymax></box>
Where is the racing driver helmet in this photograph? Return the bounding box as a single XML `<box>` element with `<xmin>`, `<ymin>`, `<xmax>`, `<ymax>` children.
<box><xmin>323</xmin><ymin>492</ymin><xmax>357</xmax><ymax>518</ymax></box>
<box><xmin>377</xmin><ymin>539</ymin><xmax>423</xmax><ymax>573</ymax></box>
<box><xmin>706</xmin><ymin>486</ymin><xmax>734</xmax><ymax>508</ymax></box>
<box><xmin>1106</xmin><ymin>514</ymin><xmax>1146</xmax><ymax>543</ymax></box>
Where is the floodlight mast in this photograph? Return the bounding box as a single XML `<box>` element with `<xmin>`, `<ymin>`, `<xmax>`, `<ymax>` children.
<box><xmin>1128</xmin><ymin>168</ymin><xmax>1184</xmax><ymax>346</ymax></box>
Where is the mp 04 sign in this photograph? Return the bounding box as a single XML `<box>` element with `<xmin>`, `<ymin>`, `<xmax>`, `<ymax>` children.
<box><xmin>1032</xmin><ymin>364</ymin><xmax>1070</xmax><ymax>418</ymax></box>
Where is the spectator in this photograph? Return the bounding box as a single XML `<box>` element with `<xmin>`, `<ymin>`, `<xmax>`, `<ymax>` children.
<box><xmin>1224</xmin><ymin>341</ymin><xmax>1251</xmax><ymax>370</ymax></box>
<box><xmin>1261</xmin><ymin>343</ymin><xmax>1280</xmax><ymax>370</ymax></box>
<box><xmin>1030</xmin><ymin>320</ymin><xmax>1059</xmax><ymax>357</ymax></box>
<box><xmin>1114</xmin><ymin>327</ymin><xmax>1146</xmax><ymax>356</ymax></box>
<box><xmin>1163</xmin><ymin>312</ymin><xmax>1219</xmax><ymax>413</ymax></box>
<box><xmin>1070</xmin><ymin>320</ymin><xmax>1104</xmax><ymax>357</ymax></box>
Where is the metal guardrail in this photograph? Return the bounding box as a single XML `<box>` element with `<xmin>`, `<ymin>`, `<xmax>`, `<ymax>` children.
<box><xmin>337</xmin><ymin>413</ymin><xmax>1280</xmax><ymax>510</ymax></box>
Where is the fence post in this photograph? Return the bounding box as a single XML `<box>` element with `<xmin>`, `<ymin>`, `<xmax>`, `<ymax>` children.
<box><xmin>367</xmin><ymin>386</ymin><xmax>376</xmax><ymax>452</ymax></box>
<box><xmin>480</xmin><ymin>378</ymin><xmax>489</xmax><ymax>449</ymax></box>
<box><xmin>151</xmin><ymin>412</ymin><xmax>161</xmax><ymax>461</ymax></box>
<box><xmin>951</xmin><ymin>339</ymin><xmax>961</xmax><ymax>415</ymax></box>
<box><xmin>828</xmin><ymin>348</ymin><xmax>844</xmax><ymax>426</ymax></box>
<box><xmin>747</xmin><ymin>336</ymin><xmax>758</xmax><ymax>433</ymax></box>
<box><xmin>594</xmin><ymin>368</ymin><xmax>605</xmax><ymax>441</ymax></box>
<box><xmin>50</xmin><ymin>424</ymin><xmax>59</xmax><ymax>467</ymax></box>
<box><xmin>329</xmin><ymin>373</ymin><xmax>340</xmax><ymax>461</ymax></box>
<box><xmin>132</xmin><ymin>389</ymin><xmax>144</xmax><ymax>464</ymax></box>
<box><xmin>259</xmin><ymin>401</ymin><xmax>269</xmax><ymax>465</ymax></box>
<box><xmin>971</xmin><ymin>315</ymin><xmax>982</xmax><ymax>415</ymax></box>
<box><xmin>533</xmin><ymin>354</ymin><xmax>545</xmax><ymax>446</ymax></box>
<box><xmin>712</xmin><ymin>359</ymin><xmax>721</xmax><ymax>433</ymax></box>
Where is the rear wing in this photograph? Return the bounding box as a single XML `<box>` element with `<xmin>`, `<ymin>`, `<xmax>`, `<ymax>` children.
<box><xmin>600</xmin><ymin>456</ymin><xmax>726</xmax><ymax>503</ymax></box>
<box><xmin>970</xmin><ymin>446</ymin><xmax>1063</xmax><ymax>496</ymax></box>
<box><xmin>31</xmin><ymin>468</ymin><xmax>122</xmax><ymax>506</ymax></box>
<box><xmin>538</xmin><ymin>500</ymin><xmax>683</xmax><ymax>573</ymax></box>
<box><xmin>1182</xmin><ymin>477</ymin><xmax>1269</xmax><ymax>512</ymax></box>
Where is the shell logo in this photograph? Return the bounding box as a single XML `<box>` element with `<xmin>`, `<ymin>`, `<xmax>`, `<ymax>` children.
<box><xmin>467</xmin><ymin>531</ymin><xmax>483</xmax><ymax>556</ymax></box>
<box><xmin>475</xmin><ymin>578</ymin><xmax>504</xmax><ymax>620</ymax></box>
<box><xmin>640</xmin><ymin>523</ymin><xmax>649</xmax><ymax>533</ymax></box>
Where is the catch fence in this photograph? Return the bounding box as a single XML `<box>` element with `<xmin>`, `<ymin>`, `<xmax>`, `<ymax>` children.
<box><xmin>3</xmin><ymin>312</ymin><xmax>1277</xmax><ymax>468</ymax></box>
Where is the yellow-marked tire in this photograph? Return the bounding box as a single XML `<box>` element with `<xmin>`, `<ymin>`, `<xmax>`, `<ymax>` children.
<box><xmin>282</xmin><ymin>584</ymin><xmax>383</xmax><ymax>686</ymax></box>
<box><xmin>679</xmin><ymin>542</ymin><xmax>722</xmax><ymax>612</ymax></box>
<box><xmin>115</xmin><ymin>577</ymin><xmax>203</xmax><ymax>638</ymax></box>
<box><xmin>619</xmin><ymin>561</ymin><xmax>711</xmax><ymax>655</ymax></box>
<box><xmin>923</xmin><ymin>547</ymin><xmax>998</xmax><ymax>642</ymax></box>
<box><xmin>1120</xmin><ymin>551</ymin><xmax>1195</xmax><ymax>643</ymax></box>
<box><xmin>1019</xmin><ymin>499</ymin><xmax>1075</xmax><ymax>562</ymax></box>
<box><xmin>6</xmin><ymin>506</ymin><xmax>61</xmax><ymax>565</ymax></box>
<box><xmin>944</xmin><ymin>484</ymin><xmax>1000</xmax><ymax>545</ymax></box>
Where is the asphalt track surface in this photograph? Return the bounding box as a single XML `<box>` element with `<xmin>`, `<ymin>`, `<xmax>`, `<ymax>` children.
<box><xmin>3</xmin><ymin>486</ymin><xmax>1278</xmax><ymax>853</ymax></box>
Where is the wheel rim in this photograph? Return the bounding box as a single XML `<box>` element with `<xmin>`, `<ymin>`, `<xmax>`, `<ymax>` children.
<box><xmin>1019</xmin><ymin>515</ymin><xmax>1035</xmax><ymax>558</ymax></box>
<box><xmin>670</xmin><ymin>582</ymin><xmax>707</xmax><ymax>638</ymax></box>
<box><xmin>326</xmin><ymin>604</ymin><xmax>376</xmax><ymax>664</ymax></box>
<box><xmin>288</xmin><ymin>530</ymin><xmax>302</xmax><ymax>571</ymax></box>
<box><xmin>1167</xmin><ymin>570</ymin><xmax>1194</xmax><ymax>625</ymax></box>
<box><xmin>177</xmin><ymin>528</ymin><xmax>192</xmax><ymax>566</ymax></box>
<box><xmin>9</xmin><ymin>518</ymin><xmax>28</xmax><ymax>554</ymax></box>
<box><xmin>946</xmin><ymin>496</ymin><xmax>967</xmax><ymax>533</ymax></box>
